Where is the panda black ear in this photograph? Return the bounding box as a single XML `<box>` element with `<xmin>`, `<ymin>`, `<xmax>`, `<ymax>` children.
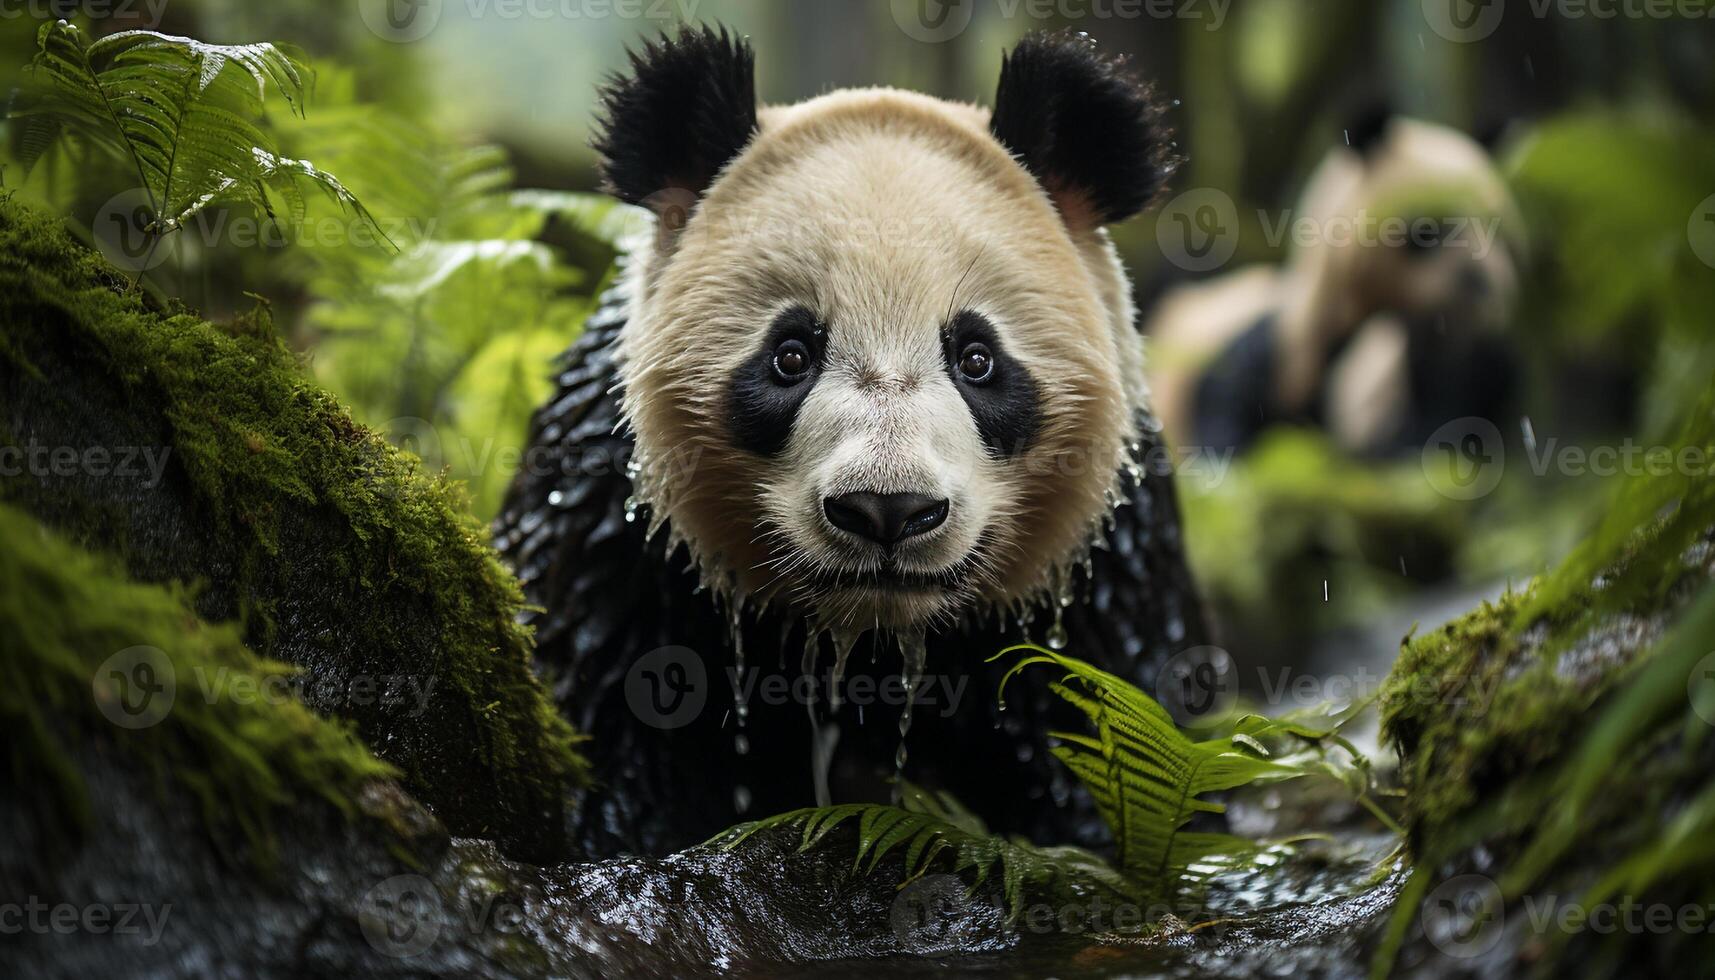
<box><xmin>990</xmin><ymin>31</ymin><xmax>1176</xmax><ymax>228</ymax></box>
<box><xmin>593</xmin><ymin>26</ymin><xmax>757</xmax><ymax>213</ymax></box>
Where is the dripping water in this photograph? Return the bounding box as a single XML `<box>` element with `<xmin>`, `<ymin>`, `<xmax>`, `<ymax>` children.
<box><xmin>730</xmin><ymin>604</ymin><xmax>750</xmax><ymax>756</ymax></box>
<box><xmin>803</xmin><ymin>627</ymin><xmax>838</xmax><ymax>808</ymax></box>
<box><xmin>827</xmin><ymin>628</ymin><xmax>861</xmax><ymax>710</ymax></box>
<box><xmin>728</xmin><ymin>602</ymin><xmax>751</xmax><ymax>813</ymax></box>
<box><xmin>893</xmin><ymin>628</ymin><xmax>927</xmax><ymax>800</ymax></box>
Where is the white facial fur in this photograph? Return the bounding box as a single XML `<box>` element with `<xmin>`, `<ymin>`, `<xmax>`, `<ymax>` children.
<box><xmin>762</xmin><ymin>318</ymin><xmax>1000</xmax><ymax>629</ymax></box>
<box><xmin>618</xmin><ymin>89</ymin><xmax>1144</xmax><ymax>632</ymax></box>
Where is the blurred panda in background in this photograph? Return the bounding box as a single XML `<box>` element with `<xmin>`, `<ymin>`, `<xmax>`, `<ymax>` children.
<box><xmin>1148</xmin><ymin>112</ymin><xmax>1524</xmax><ymax>458</ymax></box>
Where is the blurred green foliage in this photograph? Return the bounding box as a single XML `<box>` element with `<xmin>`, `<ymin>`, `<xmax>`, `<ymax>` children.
<box><xmin>3</xmin><ymin>16</ymin><xmax>642</xmax><ymax>519</ymax></box>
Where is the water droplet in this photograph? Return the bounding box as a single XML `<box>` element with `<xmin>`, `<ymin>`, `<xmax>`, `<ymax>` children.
<box><xmin>1046</xmin><ymin>618</ymin><xmax>1069</xmax><ymax>651</ymax></box>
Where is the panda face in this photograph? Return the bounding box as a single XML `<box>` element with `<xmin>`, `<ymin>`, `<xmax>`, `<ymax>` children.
<box><xmin>1314</xmin><ymin>118</ymin><xmax>1520</xmax><ymax>332</ymax></box>
<box><xmin>601</xmin><ymin>29</ymin><xmax>1174</xmax><ymax>632</ymax></box>
<box><xmin>621</xmin><ymin>95</ymin><xmax>1130</xmax><ymax>629</ymax></box>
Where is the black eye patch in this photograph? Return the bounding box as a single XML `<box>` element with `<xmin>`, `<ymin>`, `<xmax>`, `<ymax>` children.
<box><xmin>728</xmin><ymin>305</ymin><xmax>826</xmax><ymax>456</ymax></box>
<box><xmin>942</xmin><ymin>310</ymin><xmax>1041</xmax><ymax>456</ymax></box>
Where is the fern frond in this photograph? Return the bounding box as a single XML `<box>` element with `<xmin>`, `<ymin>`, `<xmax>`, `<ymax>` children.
<box><xmin>998</xmin><ymin>645</ymin><xmax>1345</xmax><ymax>907</ymax></box>
<box><xmin>717</xmin><ymin>782</ymin><xmax>1133</xmax><ymax>923</ymax></box>
<box><xmin>12</xmin><ymin>22</ymin><xmax>382</xmax><ymax>250</ymax></box>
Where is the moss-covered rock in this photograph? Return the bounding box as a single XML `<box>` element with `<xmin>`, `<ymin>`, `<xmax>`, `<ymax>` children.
<box><xmin>0</xmin><ymin>501</ymin><xmax>416</xmax><ymax>862</ymax></box>
<box><xmin>0</xmin><ymin>195</ymin><xmax>584</xmax><ymax>860</ymax></box>
<box><xmin>1375</xmin><ymin>503</ymin><xmax>1715</xmax><ymax>976</ymax></box>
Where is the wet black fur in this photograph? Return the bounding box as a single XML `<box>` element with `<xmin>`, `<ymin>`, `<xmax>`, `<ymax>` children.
<box><xmin>592</xmin><ymin>25</ymin><xmax>757</xmax><ymax>205</ymax></box>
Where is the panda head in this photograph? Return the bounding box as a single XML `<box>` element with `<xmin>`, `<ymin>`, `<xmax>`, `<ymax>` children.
<box><xmin>1268</xmin><ymin>112</ymin><xmax>1522</xmax><ymax>418</ymax></box>
<box><xmin>600</xmin><ymin>28</ymin><xmax>1174</xmax><ymax>632</ymax></box>
<box><xmin>1284</xmin><ymin>117</ymin><xmax>1520</xmax><ymax>344</ymax></box>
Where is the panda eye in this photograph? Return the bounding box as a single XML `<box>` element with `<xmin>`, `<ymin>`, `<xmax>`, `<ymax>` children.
<box><xmin>771</xmin><ymin>339</ymin><xmax>812</xmax><ymax>384</ymax></box>
<box><xmin>957</xmin><ymin>342</ymin><xmax>995</xmax><ymax>384</ymax></box>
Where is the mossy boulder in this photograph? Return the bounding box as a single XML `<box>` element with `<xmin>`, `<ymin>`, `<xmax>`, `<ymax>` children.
<box><xmin>0</xmin><ymin>195</ymin><xmax>584</xmax><ymax>860</ymax></box>
<box><xmin>1374</xmin><ymin>504</ymin><xmax>1715</xmax><ymax>976</ymax></box>
<box><xmin>0</xmin><ymin>500</ymin><xmax>420</xmax><ymax>860</ymax></box>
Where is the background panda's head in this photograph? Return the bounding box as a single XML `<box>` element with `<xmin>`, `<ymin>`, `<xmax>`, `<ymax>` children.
<box><xmin>599</xmin><ymin>28</ymin><xmax>1174</xmax><ymax>632</ymax></box>
<box><xmin>1274</xmin><ymin>113</ymin><xmax>1523</xmax><ymax>414</ymax></box>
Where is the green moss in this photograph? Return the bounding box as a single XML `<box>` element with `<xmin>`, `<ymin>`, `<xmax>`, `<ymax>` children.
<box><xmin>0</xmin><ymin>194</ymin><xmax>585</xmax><ymax>859</ymax></box>
<box><xmin>1375</xmin><ymin>466</ymin><xmax>1715</xmax><ymax>974</ymax></box>
<box><xmin>1380</xmin><ymin>522</ymin><xmax>1710</xmax><ymax>851</ymax></box>
<box><xmin>0</xmin><ymin>501</ymin><xmax>396</xmax><ymax>865</ymax></box>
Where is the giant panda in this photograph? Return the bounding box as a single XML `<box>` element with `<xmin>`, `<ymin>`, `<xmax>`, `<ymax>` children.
<box><xmin>1148</xmin><ymin>113</ymin><xmax>1523</xmax><ymax>457</ymax></box>
<box><xmin>496</xmin><ymin>27</ymin><xmax>1207</xmax><ymax>857</ymax></box>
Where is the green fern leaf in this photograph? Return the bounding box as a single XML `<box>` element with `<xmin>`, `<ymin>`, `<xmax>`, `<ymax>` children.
<box><xmin>717</xmin><ymin>782</ymin><xmax>1133</xmax><ymax>923</ymax></box>
<box><xmin>11</xmin><ymin>21</ymin><xmax>382</xmax><ymax>253</ymax></box>
<box><xmin>999</xmin><ymin>645</ymin><xmax>1331</xmax><ymax>906</ymax></box>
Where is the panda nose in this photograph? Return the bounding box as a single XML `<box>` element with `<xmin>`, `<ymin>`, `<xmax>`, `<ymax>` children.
<box><xmin>823</xmin><ymin>492</ymin><xmax>949</xmax><ymax>546</ymax></box>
